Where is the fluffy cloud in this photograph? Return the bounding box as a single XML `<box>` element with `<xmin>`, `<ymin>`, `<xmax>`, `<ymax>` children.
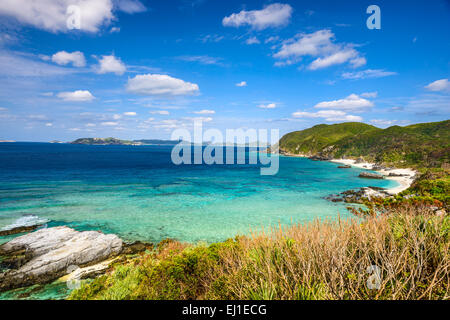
<box><xmin>123</xmin><ymin>111</ymin><xmax>136</xmax><ymax>116</ymax></box>
<box><xmin>0</xmin><ymin>51</ymin><xmax>75</xmax><ymax>77</ymax></box>
<box><xmin>246</xmin><ymin>37</ymin><xmax>260</xmax><ymax>45</ymax></box>
<box><xmin>236</xmin><ymin>81</ymin><xmax>247</xmax><ymax>87</ymax></box>
<box><xmin>313</xmin><ymin>94</ymin><xmax>373</xmax><ymax>112</ymax></box>
<box><xmin>126</xmin><ymin>74</ymin><xmax>199</xmax><ymax>96</ymax></box>
<box><xmin>292</xmin><ymin>110</ymin><xmax>362</xmax><ymax>122</ymax></box>
<box><xmin>0</xmin><ymin>0</ymin><xmax>113</xmax><ymax>33</ymax></box>
<box><xmin>309</xmin><ymin>48</ymin><xmax>363</xmax><ymax>70</ymax></box>
<box><xmin>223</xmin><ymin>3</ymin><xmax>292</xmax><ymax>30</ymax></box>
<box><xmin>273</xmin><ymin>29</ymin><xmax>366</xmax><ymax>70</ymax></box>
<box><xmin>0</xmin><ymin>0</ymin><xmax>146</xmax><ymax>33</ymax></box>
<box><xmin>95</xmin><ymin>55</ymin><xmax>126</xmax><ymax>75</ymax></box>
<box><xmin>193</xmin><ymin>110</ymin><xmax>215</xmax><ymax>114</ymax></box>
<box><xmin>425</xmin><ymin>79</ymin><xmax>450</xmax><ymax>93</ymax></box>
<box><xmin>57</xmin><ymin>90</ymin><xmax>94</xmax><ymax>101</ymax></box>
<box><xmin>342</xmin><ymin>69</ymin><xmax>397</xmax><ymax>80</ymax></box>
<box><xmin>258</xmin><ymin>103</ymin><xmax>277</xmax><ymax>109</ymax></box>
<box><xmin>51</xmin><ymin>51</ymin><xmax>86</xmax><ymax>67</ymax></box>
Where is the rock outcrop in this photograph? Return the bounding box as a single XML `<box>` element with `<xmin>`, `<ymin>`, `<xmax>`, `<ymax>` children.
<box><xmin>0</xmin><ymin>226</ymin><xmax>122</xmax><ymax>292</ymax></box>
<box><xmin>358</xmin><ymin>172</ymin><xmax>384</xmax><ymax>179</ymax></box>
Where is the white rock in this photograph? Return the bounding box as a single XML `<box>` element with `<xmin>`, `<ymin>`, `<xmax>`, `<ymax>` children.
<box><xmin>0</xmin><ymin>226</ymin><xmax>122</xmax><ymax>291</ymax></box>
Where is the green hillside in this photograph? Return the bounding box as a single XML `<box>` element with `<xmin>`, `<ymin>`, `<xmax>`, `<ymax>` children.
<box><xmin>279</xmin><ymin>120</ymin><xmax>450</xmax><ymax>168</ymax></box>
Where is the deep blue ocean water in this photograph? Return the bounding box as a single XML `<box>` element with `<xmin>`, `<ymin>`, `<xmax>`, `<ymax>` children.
<box><xmin>0</xmin><ymin>142</ymin><xmax>397</xmax><ymax>244</ymax></box>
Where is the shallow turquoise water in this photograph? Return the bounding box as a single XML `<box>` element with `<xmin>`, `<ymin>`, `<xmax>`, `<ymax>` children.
<box><xmin>0</xmin><ymin>143</ymin><xmax>397</xmax><ymax>244</ymax></box>
<box><xmin>0</xmin><ymin>143</ymin><xmax>398</xmax><ymax>300</ymax></box>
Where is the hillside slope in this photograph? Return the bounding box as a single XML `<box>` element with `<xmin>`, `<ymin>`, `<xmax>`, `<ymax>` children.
<box><xmin>279</xmin><ymin>122</ymin><xmax>379</xmax><ymax>155</ymax></box>
<box><xmin>279</xmin><ymin>120</ymin><xmax>450</xmax><ymax>168</ymax></box>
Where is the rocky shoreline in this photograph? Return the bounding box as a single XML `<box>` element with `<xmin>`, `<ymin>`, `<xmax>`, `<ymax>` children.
<box><xmin>0</xmin><ymin>226</ymin><xmax>152</xmax><ymax>293</ymax></box>
<box><xmin>325</xmin><ymin>186</ymin><xmax>391</xmax><ymax>204</ymax></box>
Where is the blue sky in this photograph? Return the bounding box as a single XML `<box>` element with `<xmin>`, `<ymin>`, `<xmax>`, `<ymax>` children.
<box><xmin>0</xmin><ymin>0</ymin><xmax>449</xmax><ymax>142</ymax></box>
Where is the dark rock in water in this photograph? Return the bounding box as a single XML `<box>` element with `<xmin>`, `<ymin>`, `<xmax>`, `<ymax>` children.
<box><xmin>0</xmin><ymin>224</ymin><xmax>43</xmax><ymax>237</ymax></box>
<box><xmin>309</xmin><ymin>155</ymin><xmax>331</xmax><ymax>161</ymax></box>
<box><xmin>368</xmin><ymin>186</ymin><xmax>386</xmax><ymax>191</ymax></box>
<box><xmin>324</xmin><ymin>194</ymin><xmax>343</xmax><ymax>202</ymax></box>
<box><xmin>358</xmin><ymin>172</ymin><xmax>384</xmax><ymax>179</ymax></box>
<box><xmin>388</xmin><ymin>172</ymin><xmax>408</xmax><ymax>177</ymax></box>
<box><xmin>0</xmin><ymin>226</ymin><xmax>122</xmax><ymax>292</ymax></box>
<box><xmin>122</xmin><ymin>241</ymin><xmax>154</xmax><ymax>255</ymax></box>
<box><xmin>337</xmin><ymin>165</ymin><xmax>351</xmax><ymax>169</ymax></box>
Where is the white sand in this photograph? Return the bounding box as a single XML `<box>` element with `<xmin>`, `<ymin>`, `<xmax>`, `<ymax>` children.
<box><xmin>330</xmin><ymin>159</ymin><xmax>417</xmax><ymax>195</ymax></box>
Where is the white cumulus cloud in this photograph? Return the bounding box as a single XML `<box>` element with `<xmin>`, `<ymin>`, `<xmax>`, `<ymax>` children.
<box><xmin>292</xmin><ymin>110</ymin><xmax>362</xmax><ymax>122</ymax></box>
<box><xmin>95</xmin><ymin>54</ymin><xmax>126</xmax><ymax>75</ymax></box>
<box><xmin>126</xmin><ymin>74</ymin><xmax>199</xmax><ymax>96</ymax></box>
<box><xmin>57</xmin><ymin>90</ymin><xmax>94</xmax><ymax>101</ymax></box>
<box><xmin>313</xmin><ymin>94</ymin><xmax>373</xmax><ymax>112</ymax></box>
<box><xmin>223</xmin><ymin>3</ymin><xmax>292</xmax><ymax>30</ymax></box>
<box><xmin>123</xmin><ymin>112</ymin><xmax>136</xmax><ymax>116</ymax></box>
<box><xmin>0</xmin><ymin>0</ymin><xmax>146</xmax><ymax>33</ymax></box>
<box><xmin>236</xmin><ymin>81</ymin><xmax>247</xmax><ymax>87</ymax></box>
<box><xmin>274</xmin><ymin>29</ymin><xmax>366</xmax><ymax>70</ymax></box>
<box><xmin>425</xmin><ymin>79</ymin><xmax>450</xmax><ymax>93</ymax></box>
<box><xmin>246</xmin><ymin>37</ymin><xmax>260</xmax><ymax>45</ymax></box>
<box><xmin>51</xmin><ymin>51</ymin><xmax>86</xmax><ymax>67</ymax></box>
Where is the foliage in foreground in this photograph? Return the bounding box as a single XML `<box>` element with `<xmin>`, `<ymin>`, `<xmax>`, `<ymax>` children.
<box><xmin>70</xmin><ymin>206</ymin><xmax>449</xmax><ymax>300</ymax></box>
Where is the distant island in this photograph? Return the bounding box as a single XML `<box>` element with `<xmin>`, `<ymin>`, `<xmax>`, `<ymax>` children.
<box><xmin>70</xmin><ymin>138</ymin><xmax>269</xmax><ymax>147</ymax></box>
<box><xmin>70</xmin><ymin>137</ymin><xmax>182</xmax><ymax>146</ymax></box>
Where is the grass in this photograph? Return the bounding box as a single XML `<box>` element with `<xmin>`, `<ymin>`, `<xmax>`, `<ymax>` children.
<box><xmin>69</xmin><ymin>205</ymin><xmax>449</xmax><ymax>300</ymax></box>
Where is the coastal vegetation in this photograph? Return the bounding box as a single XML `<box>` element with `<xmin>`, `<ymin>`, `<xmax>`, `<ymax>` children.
<box><xmin>68</xmin><ymin>120</ymin><xmax>449</xmax><ymax>300</ymax></box>
<box><xmin>279</xmin><ymin>120</ymin><xmax>450</xmax><ymax>168</ymax></box>
<box><xmin>70</xmin><ymin>205</ymin><xmax>449</xmax><ymax>300</ymax></box>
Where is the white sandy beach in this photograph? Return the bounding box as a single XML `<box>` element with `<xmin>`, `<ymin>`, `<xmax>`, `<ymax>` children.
<box><xmin>330</xmin><ymin>159</ymin><xmax>417</xmax><ymax>195</ymax></box>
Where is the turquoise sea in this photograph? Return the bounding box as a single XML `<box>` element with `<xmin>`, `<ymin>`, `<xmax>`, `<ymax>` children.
<box><xmin>0</xmin><ymin>142</ymin><xmax>398</xmax><ymax>299</ymax></box>
<box><xmin>0</xmin><ymin>143</ymin><xmax>397</xmax><ymax>244</ymax></box>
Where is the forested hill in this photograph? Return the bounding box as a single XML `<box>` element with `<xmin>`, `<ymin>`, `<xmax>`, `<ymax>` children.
<box><xmin>279</xmin><ymin>120</ymin><xmax>450</xmax><ymax>168</ymax></box>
